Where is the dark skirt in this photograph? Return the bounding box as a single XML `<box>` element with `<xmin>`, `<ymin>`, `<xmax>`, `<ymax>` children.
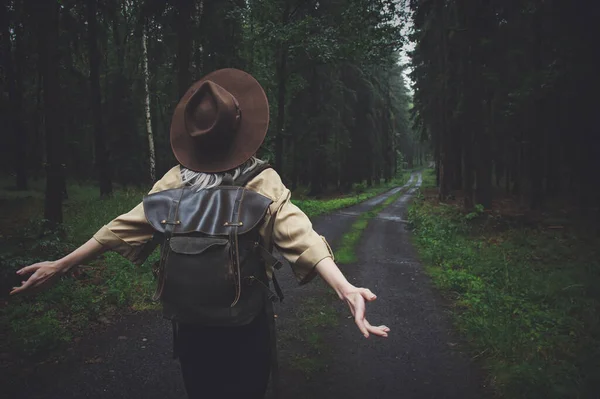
<box><xmin>175</xmin><ymin>311</ymin><xmax>272</xmax><ymax>399</ymax></box>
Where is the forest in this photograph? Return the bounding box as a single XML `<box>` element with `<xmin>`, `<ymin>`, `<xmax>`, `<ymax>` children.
<box><xmin>410</xmin><ymin>0</ymin><xmax>600</xmax><ymax>216</ymax></box>
<box><xmin>2</xmin><ymin>1</ymin><xmax>600</xmax><ymax>398</ymax></box>
<box><xmin>1</xmin><ymin>0</ymin><xmax>421</xmax><ymax>226</ymax></box>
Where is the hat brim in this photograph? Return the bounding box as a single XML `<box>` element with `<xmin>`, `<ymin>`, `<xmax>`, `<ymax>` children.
<box><xmin>170</xmin><ymin>69</ymin><xmax>269</xmax><ymax>173</ymax></box>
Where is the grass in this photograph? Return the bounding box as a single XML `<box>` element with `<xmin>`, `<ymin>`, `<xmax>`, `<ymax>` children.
<box><xmin>283</xmin><ymin>287</ymin><xmax>339</xmax><ymax>377</ymax></box>
<box><xmin>292</xmin><ymin>175</ymin><xmax>408</xmax><ymax>219</ymax></box>
<box><xmin>420</xmin><ymin>168</ymin><xmax>436</xmax><ymax>189</ymax></box>
<box><xmin>0</xmin><ymin>181</ymin><xmax>160</xmax><ymax>356</ymax></box>
<box><xmin>0</xmin><ymin>172</ymin><xmax>408</xmax><ymax>358</ymax></box>
<box><xmin>407</xmin><ymin>185</ymin><xmax>600</xmax><ymax>398</ymax></box>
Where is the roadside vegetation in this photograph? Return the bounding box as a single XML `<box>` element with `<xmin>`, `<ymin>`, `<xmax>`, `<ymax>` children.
<box><xmin>408</xmin><ymin>169</ymin><xmax>600</xmax><ymax>399</ymax></box>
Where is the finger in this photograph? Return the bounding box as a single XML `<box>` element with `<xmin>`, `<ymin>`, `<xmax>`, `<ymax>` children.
<box><xmin>361</xmin><ymin>288</ymin><xmax>377</xmax><ymax>301</ymax></box>
<box><xmin>17</xmin><ymin>263</ymin><xmax>44</xmax><ymax>275</ymax></box>
<box><xmin>10</xmin><ymin>278</ymin><xmax>35</xmax><ymax>295</ymax></box>
<box><xmin>365</xmin><ymin>319</ymin><xmax>389</xmax><ymax>337</ymax></box>
<box><xmin>370</xmin><ymin>323</ymin><xmax>390</xmax><ymax>332</ymax></box>
<box><xmin>353</xmin><ymin>299</ymin><xmax>369</xmax><ymax>338</ymax></box>
<box><xmin>365</xmin><ymin>321</ymin><xmax>389</xmax><ymax>337</ymax></box>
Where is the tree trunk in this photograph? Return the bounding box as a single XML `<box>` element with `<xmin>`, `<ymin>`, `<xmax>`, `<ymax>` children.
<box><xmin>192</xmin><ymin>0</ymin><xmax>204</xmax><ymax>77</ymax></box>
<box><xmin>33</xmin><ymin>69</ymin><xmax>44</xmax><ymax>176</ymax></box>
<box><xmin>475</xmin><ymin>93</ymin><xmax>493</xmax><ymax>209</ymax></box>
<box><xmin>176</xmin><ymin>0</ymin><xmax>194</xmax><ymax>98</ymax></box>
<box><xmin>475</xmin><ymin>139</ymin><xmax>493</xmax><ymax>208</ymax></box>
<box><xmin>291</xmin><ymin>135</ymin><xmax>298</xmax><ymax>191</ymax></box>
<box><xmin>1</xmin><ymin>2</ymin><xmax>27</xmax><ymax>189</ymax></box>
<box><xmin>109</xmin><ymin>3</ymin><xmax>135</xmax><ymax>185</ymax></box>
<box><xmin>438</xmin><ymin>6</ymin><xmax>452</xmax><ymax>200</ymax></box>
<box><xmin>87</xmin><ymin>0</ymin><xmax>112</xmax><ymax>196</ymax></box>
<box><xmin>274</xmin><ymin>44</ymin><xmax>288</xmax><ymax>173</ymax></box>
<box><xmin>37</xmin><ymin>0</ymin><xmax>65</xmax><ymax>226</ymax></box>
<box><xmin>462</xmin><ymin>137</ymin><xmax>474</xmax><ymax>209</ymax></box>
<box><xmin>308</xmin><ymin>66</ymin><xmax>326</xmax><ymax>196</ymax></box>
<box><xmin>452</xmin><ymin>129</ymin><xmax>463</xmax><ymax>190</ymax></box>
<box><xmin>142</xmin><ymin>24</ymin><xmax>156</xmax><ymax>182</ymax></box>
<box><xmin>529</xmin><ymin>10</ymin><xmax>545</xmax><ymax>210</ymax></box>
<box><xmin>274</xmin><ymin>4</ymin><xmax>290</xmax><ymax>173</ymax></box>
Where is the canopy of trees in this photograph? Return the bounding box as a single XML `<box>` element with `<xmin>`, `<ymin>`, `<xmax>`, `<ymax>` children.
<box><xmin>1</xmin><ymin>0</ymin><xmax>422</xmax><ymax>225</ymax></box>
<box><xmin>409</xmin><ymin>0</ymin><xmax>600</xmax><ymax>214</ymax></box>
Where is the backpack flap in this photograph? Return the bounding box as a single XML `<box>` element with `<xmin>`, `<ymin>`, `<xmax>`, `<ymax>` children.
<box><xmin>143</xmin><ymin>186</ymin><xmax>273</xmax><ymax>236</ymax></box>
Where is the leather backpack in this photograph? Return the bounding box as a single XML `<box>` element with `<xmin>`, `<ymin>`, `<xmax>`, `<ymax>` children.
<box><xmin>142</xmin><ymin>164</ymin><xmax>282</xmax><ymax>326</ymax></box>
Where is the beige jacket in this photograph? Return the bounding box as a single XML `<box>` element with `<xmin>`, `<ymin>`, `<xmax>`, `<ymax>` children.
<box><xmin>92</xmin><ymin>165</ymin><xmax>334</xmax><ymax>284</ymax></box>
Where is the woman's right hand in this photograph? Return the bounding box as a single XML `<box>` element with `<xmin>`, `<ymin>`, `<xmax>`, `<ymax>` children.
<box><xmin>10</xmin><ymin>261</ymin><xmax>67</xmax><ymax>296</ymax></box>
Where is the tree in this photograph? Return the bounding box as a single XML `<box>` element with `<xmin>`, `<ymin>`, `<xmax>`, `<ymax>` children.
<box><xmin>142</xmin><ymin>21</ymin><xmax>156</xmax><ymax>181</ymax></box>
<box><xmin>1</xmin><ymin>0</ymin><xmax>28</xmax><ymax>189</ymax></box>
<box><xmin>34</xmin><ymin>0</ymin><xmax>65</xmax><ymax>225</ymax></box>
<box><xmin>87</xmin><ymin>0</ymin><xmax>112</xmax><ymax>196</ymax></box>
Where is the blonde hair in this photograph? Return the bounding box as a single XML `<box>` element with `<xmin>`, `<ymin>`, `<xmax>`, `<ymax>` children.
<box><xmin>181</xmin><ymin>156</ymin><xmax>266</xmax><ymax>192</ymax></box>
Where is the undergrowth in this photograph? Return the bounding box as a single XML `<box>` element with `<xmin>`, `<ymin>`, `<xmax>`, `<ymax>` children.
<box><xmin>285</xmin><ymin>288</ymin><xmax>339</xmax><ymax>377</ymax></box>
<box><xmin>408</xmin><ymin>194</ymin><xmax>600</xmax><ymax>399</ymax></box>
<box><xmin>0</xmin><ymin>173</ymin><xmax>407</xmax><ymax>357</ymax></box>
<box><xmin>292</xmin><ymin>175</ymin><xmax>408</xmax><ymax>218</ymax></box>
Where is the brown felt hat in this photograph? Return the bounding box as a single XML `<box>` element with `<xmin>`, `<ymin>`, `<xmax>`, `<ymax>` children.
<box><xmin>170</xmin><ymin>68</ymin><xmax>269</xmax><ymax>173</ymax></box>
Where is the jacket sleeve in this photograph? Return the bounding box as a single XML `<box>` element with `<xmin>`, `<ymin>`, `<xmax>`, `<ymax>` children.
<box><xmin>249</xmin><ymin>169</ymin><xmax>334</xmax><ymax>284</ymax></box>
<box><xmin>92</xmin><ymin>166</ymin><xmax>182</xmax><ymax>265</ymax></box>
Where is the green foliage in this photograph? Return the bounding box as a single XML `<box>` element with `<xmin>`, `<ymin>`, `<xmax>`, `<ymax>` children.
<box><xmin>465</xmin><ymin>204</ymin><xmax>485</xmax><ymax>221</ymax></box>
<box><xmin>408</xmin><ymin>198</ymin><xmax>600</xmax><ymax>398</ymax></box>
<box><xmin>335</xmin><ymin>219</ymin><xmax>368</xmax><ymax>264</ymax></box>
<box><xmin>285</xmin><ymin>290</ymin><xmax>339</xmax><ymax>377</ymax></box>
<box><xmin>292</xmin><ymin>173</ymin><xmax>407</xmax><ymax>219</ymax></box>
<box><xmin>0</xmin><ymin>179</ymin><xmax>158</xmax><ymax>357</ymax></box>
<box><xmin>9</xmin><ymin>309</ymin><xmax>71</xmax><ymax>355</ymax></box>
<box><xmin>352</xmin><ymin>182</ymin><xmax>367</xmax><ymax>195</ymax></box>
<box><xmin>420</xmin><ymin>168</ymin><xmax>437</xmax><ymax>189</ymax></box>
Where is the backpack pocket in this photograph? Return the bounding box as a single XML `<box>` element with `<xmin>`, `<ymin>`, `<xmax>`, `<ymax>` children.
<box><xmin>169</xmin><ymin>236</ymin><xmax>229</xmax><ymax>255</ymax></box>
<box><xmin>161</xmin><ymin>236</ymin><xmax>265</xmax><ymax>326</ymax></box>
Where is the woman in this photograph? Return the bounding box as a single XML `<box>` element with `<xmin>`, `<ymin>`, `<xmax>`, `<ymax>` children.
<box><xmin>10</xmin><ymin>69</ymin><xmax>389</xmax><ymax>398</ymax></box>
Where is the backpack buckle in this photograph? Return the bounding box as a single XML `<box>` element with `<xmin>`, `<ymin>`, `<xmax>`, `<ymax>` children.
<box><xmin>160</xmin><ymin>220</ymin><xmax>181</xmax><ymax>225</ymax></box>
<box><xmin>223</xmin><ymin>221</ymin><xmax>243</xmax><ymax>226</ymax></box>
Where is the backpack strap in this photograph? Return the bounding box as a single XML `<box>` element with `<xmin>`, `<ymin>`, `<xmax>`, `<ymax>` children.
<box><xmin>226</xmin><ymin>186</ymin><xmax>246</xmax><ymax>307</ymax></box>
<box><xmin>233</xmin><ymin>162</ymin><xmax>273</xmax><ymax>187</ymax></box>
<box><xmin>152</xmin><ymin>187</ymin><xmax>185</xmax><ymax>301</ymax></box>
<box><xmin>232</xmin><ymin>162</ymin><xmax>284</xmax><ymax>302</ymax></box>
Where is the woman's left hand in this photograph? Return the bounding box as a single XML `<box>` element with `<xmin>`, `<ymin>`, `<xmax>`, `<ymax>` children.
<box><xmin>342</xmin><ymin>287</ymin><xmax>390</xmax><ymax>338</ymax></box>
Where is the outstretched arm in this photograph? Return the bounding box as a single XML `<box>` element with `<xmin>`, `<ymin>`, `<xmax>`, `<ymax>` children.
<box><xmin>11</xmin><ymin>166</ymin><xmax>184</xmax><ymax>297</ymax></box>
<box><xmin>10</xmin><ymin>238</ymin><xmax>107</xmax><ymax>295</ymax></box>
<box><xmin>315</xmin><ymin>257</ymin><xmax>390</xmax><ymax>339</ymax></box>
